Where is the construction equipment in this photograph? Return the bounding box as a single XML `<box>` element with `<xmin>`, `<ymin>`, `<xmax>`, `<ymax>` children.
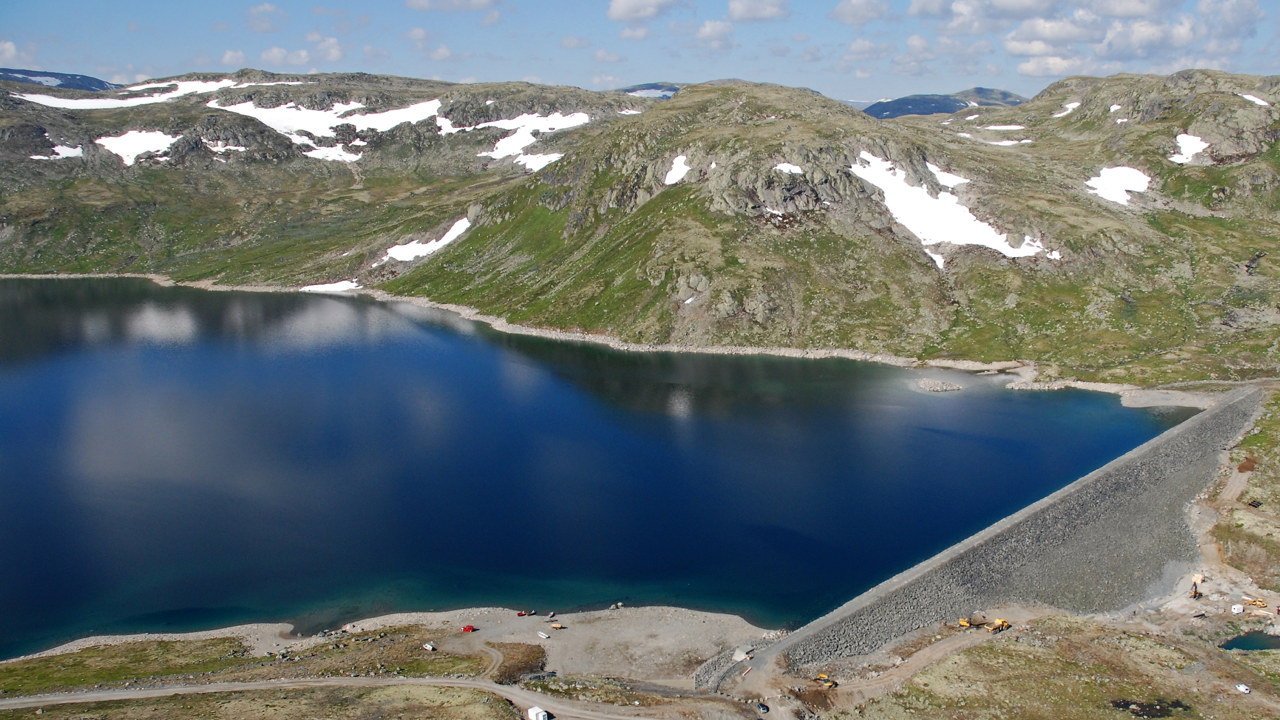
<box><xmin>987</xmin><ymin>619</ymin><xmax>1011</xmax><ymax>633</ymax></box>
<box><xmin>1190</xmin><ymin>582</ymin><xmax>1202</xmax><ymax>600</ymax></box>
<box><xmin>1248</xmin><ymin>599</ymin><xmax>1268</xmax><ymax>608</ymax></box>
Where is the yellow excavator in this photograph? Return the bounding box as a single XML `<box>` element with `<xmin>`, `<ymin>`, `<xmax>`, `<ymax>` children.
<box><xmin>959</xmin><ymin>617</ymin><xmax>1011</xmax><ymax>633</ymax></box>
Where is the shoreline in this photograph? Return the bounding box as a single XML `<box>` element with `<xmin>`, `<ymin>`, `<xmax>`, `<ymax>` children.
<box><xmin>0</xmin><ymin>272</ymin><xmax>1231</xmax><ymax>409</ymax></box>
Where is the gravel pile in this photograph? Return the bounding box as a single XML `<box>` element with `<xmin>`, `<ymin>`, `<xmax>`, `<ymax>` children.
<box><xmin>698</xmin><ymin>388</ymin><xmax>1263</xmax><ymax>688</ymax></box>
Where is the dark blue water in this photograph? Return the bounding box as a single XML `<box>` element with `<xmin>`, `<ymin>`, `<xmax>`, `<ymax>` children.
<box><xmin>0</xmin><ymin>278</ymin><xmax>1196</xmax><ymax>659</ymax></box>
<box><xmin>1220</xmin><ymin>631</ymin><xmax>1280</xmax><ymax>651</ymax></box>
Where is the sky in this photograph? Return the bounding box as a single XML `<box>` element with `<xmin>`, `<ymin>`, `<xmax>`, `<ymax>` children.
<box><xmin>2</xmin><ymin>0</ymin><xmax>1278</xmax><ymax>101</ymax></box>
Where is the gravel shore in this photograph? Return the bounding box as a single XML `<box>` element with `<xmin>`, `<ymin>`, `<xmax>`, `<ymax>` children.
<box><xmin>705</xmin><ymin>387</ymin><xmax>1264</xmax><ymax>689</ymax></box>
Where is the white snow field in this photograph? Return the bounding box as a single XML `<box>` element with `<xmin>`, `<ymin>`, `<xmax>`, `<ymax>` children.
<box><xmin>1169</xmin><ymin>134</ymin><xmax>1209</xmax><ymax>164</ymax></box>
<box><xmin>95</xmin><ymin>130</ymin><xmax>181</xmax><ymax>166</ymax></box>
<box><xmin>15</xmin><ymin>79</ymin><xmax>309</xmax><ymax>110</ymax></box>
<box><xmin>1052</xmin><ymin>102</ymin><xmax>1080</xmax><ymax>118</ymax></box>
<box><xmin>1086</xmin><ymin>167</ymin><xmax>1150</xmax><ymax>205</ymax></box>
<box><xmin>14</xmin><ymin>79</ymin><xmax>591</xmax><ymax>167</ymax></box>
<box><xmin>300</xmin><ymin>280</ymin><xmax>362</xmax><ymax>293</ymax></box>
<box><xmin>774</xmin><ymin>162</ymin><xmax>803</xmax><ymax>174</ymax></box>
<box><xmin>849</xmin><ymin>152</ymin><xmax>1056</xmax><ymax>268</ymax></box>
<box><xmin>380</xmin><ymin>217</ymin><xmax>472</xmax><ymax>263</ymax></box>
<box><xmin>1110</xmin><ymin>104</ymin><xmax>1122</xmax><ymax>112</ymax></box>
<box><xmin>438</xmin><ymin>111</ymin><xmax>589</xmax><ymax>171</ymax></box>
<box><xmin>1239</xmin><ymin>93</ymin><xmax>1271</xmax><ymax>107</ymax></box>
<box><xmin>664</xmin><ymin>155</ymin><xmax>691</xmax><ymax>184</ymax></box>
<box><xmin>926</xmin><ymin>162</ymin><xmax>968</xmax><ymax>188</ymax></box>
<box><xmin>984</xmin><ymin>124</ymin><xmax>1025</xmax><ymax>130</ymax></box>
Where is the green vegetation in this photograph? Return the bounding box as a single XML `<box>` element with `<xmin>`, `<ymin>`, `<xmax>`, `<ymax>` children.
<box><xmin>0</xmin><ymin>638</ymin><xmax>249</xmax><ymax>696</ymax></box>
<box><xmin>847</xmin><ymin>616</ymin><xmax>1273</xmax><ymax>720</ymax></box>
<box><xmin>0</xmin><ymin>685</ymin><xmax>517</xmax><ymax>720</ymax></box>
<box><xmin>0</xmin><ymin>626</ymin><xmax>485</xmax><ymax>699</ymax></box>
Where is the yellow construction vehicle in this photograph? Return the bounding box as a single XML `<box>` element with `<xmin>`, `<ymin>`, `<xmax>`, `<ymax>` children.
<box><xmin>986</xmin><ymin>619</ymin><xmax>1011</xmax><ymax>633</ymax></box>
<box><xmin>1248</xmin><ymin>599</ymin><xmax>1268</xmax><ymax>608</ymax></box>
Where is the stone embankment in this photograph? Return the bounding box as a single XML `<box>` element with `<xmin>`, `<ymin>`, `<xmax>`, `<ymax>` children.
<box><xmin>699</xmin><ymin>387</ymin><xmax>1264</xmax><ymax>690</ymax></box>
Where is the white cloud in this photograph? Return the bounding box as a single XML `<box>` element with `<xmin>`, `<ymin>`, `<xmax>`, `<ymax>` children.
<box><xmin>1017</xmin><ymin>54</ymin><xmax>1090</xmax><ymax>75</ymax></box>
<box><xmin>593</xmin><ymin>73</ymin><xmax>623</xmax><ymax>87</ymax></box>
<box><xmin>620</xmin><ymin>26</ymin><xmax>649</xmax><ymax>39</ymax></box>
<box><xmin>986</xmin><ymin>0</ymin><xmax>1057</xmax><ymax>18</ymax></box>
<box><xmin>221</xmin><ymin>49</ymin><xmax>246</xmax><ymax>66</ymax></box>
<box><xmin>247</xmin><ymin>3</ymin><xmax>287</xmax><ymax>33</ymax></box>
<box><xmin>608</xmin><ymin>0</ymin><xmax>679</xmax><ymax>23</ymax></box>
<box><xmin>1085</xmin><ymin>0</ymin><xmax>1183</xmax><ymax>18</ymax></box>
<box><xmin>908</xmin><ymin>0</ymin><xmax>948</xmax><ymax>15</ymax></box>
<box><xmin>1095</xmin><ymin>15</ymin><xmax>1198</xmax><ymax>59</ymax></box>
<box><xmin>311</xmin><ymin>35</ymin><xmax>343</xmax><ymax>61</ymax></box>
<box><xmin>695</xmin><ymin>19</ymin><xmax>736</xmax><ymax>50</ymax></box>
<box><xmin>1007</xmin><ymin>13</ymin><xmax>1103</xmax><ymax>44</ymax></box>
<box><xmin>481</xmin><ymin>10</ymin><xmax>501</xmax><ymax>25</ymax></box>
<box><xmin>405</xmin><ymin>0</ymin><xmax>498</xmax><ymax>9</ymax></box>
<box><xmin>593</xmin><ymin>48</ymin><xmax>623</xmax><ymax>62</ymax></box>
<box><xmin>844</xmin><ymin>37</ymin><xmax>894</xmax><ymax>61</ymax></box>
<box><xmin>2</xmin><ymin>40</ymin><xmax>20</xmax><ymax>63</ymax></box>
<box><xmin>429</xmin><ymin>43</ymin><xmax>453</xmax><ymax>60</ymax></box>
<box><xmin>1197</xmin><ymin>0</ymin><xmax>1264</xmax><ymax>54</ymax></box>
<box><xmin>561</xmin><ymin>35</ymin><xmax>591</xmax><ymax>48</ymax></box>
<box><xmin>1003</xmin><ymin>38</ymin><xmax>1060</xmax><ymax>55</ymax></box>
<box><xmin>363</xmin><ymin>45</ymin><xmax>389</xmax><ymax>59</ymax></box>
<box><xmin>829</xmin><ymin>0</ymin><xmax>887</xmax><ymax>25</ymax></box>
<box><xmin>261</xmin><ymin>46</ymin><xmax>310</xmax><ymax>65</ymax></box>
<box><xmin>729</xmin><ymin>0</ymin><xmax>790</xmax><ymax>21</ymax></box>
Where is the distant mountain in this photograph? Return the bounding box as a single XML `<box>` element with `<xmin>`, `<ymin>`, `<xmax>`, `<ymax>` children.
<box><xmin>863</xmin><ymin>86</ymin><xmax>1027</xmax><ymax>118</ymax></box>
<box><xmin>0</xmin><ymin>68</ymin><xmax>118</xmax><ymax>92</ymax></box>
<box><xmin>617</xmin><ymin>82</ymin><xmax>681</xmax><ymax>99</ymax></box>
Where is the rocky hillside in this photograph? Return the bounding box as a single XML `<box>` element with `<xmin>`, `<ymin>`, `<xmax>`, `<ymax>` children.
<box><xmin>1</xmin><ymin>68</ymin><xmax>1277</xmax><ymax>383</ymax></box>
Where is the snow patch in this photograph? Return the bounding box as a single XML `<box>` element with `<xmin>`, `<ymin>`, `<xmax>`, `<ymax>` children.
<box><xmin>926</xmin><ymin>162</ymin><xmax>969</xmax><ymax>188</ymax></box>
<box><xmin>30</xmin><ymin>143</ymin><xmax>83</xmax><ymax>159</ymax></box>
<box><xmin>956</xmin><ymin>132</ymin><xmax>973</xmax><ymax>138</ymax></box>
<box><xmin>664</xmin><ymin>155</ymin><xmax>690</xmax><ymax>184</ymax></box>
<box><xmin>1169</xmin><ymin>133</ymin><xmax>1209</xmax><ymax>164</ymax></box>
<box><xmin>983</xmin><ymin>139</ymin><xmax>1032</xmax><ymax>146</ymax></box>
<box><xmin>203</xmin><ymin>138</ymin><xmax>246</xmax><ymax>154</ymax></box>
<box><xmin>210</xmin><ymin>98</ymin><xmax>442</xmax><ymax>156</ymax></box>
<box><xmin>965</xmin><ymin>114</ymin><xmax>979</xmax><ymax>120</ymax></box>
<box><xmin>985</xmin><ymin>124</ymin><xmax>1025</xmax><ymax>130</ymax></box>
<box><xmin>849</xmin><ymin>151</ymin><xmax>1055</xmax><ymax>268</ymax></box>
<box><xmin>1116</xmin><ymin>118</ymin><xmax>1129</xmax><ymax>124</ymax></box>
<box><xmin>303</xmin><ymin>145</ymin><xmax>363</xmax><ymax>162</ymax></box>
<box><xmin>618</xmin><ymin>109</ymin><xmax>642</xmax><ymax>115</ymax></box>
<box><xmin>15</xmin><ymin>79</ymin><xmax>311</xmax><ymax>110</ymax></box>
<box><xmin>1085</xmin><ymin>166</ymin><xmax>1150</xmax><ymax>205</ymax></box>
<box><xmin>301</xmin><ymin>280</ymin><xmax>361</xmax><ymax>293</ymax></box>
<box><xmin>1052</xmin><ymin>102</ymin><xmax>1080</xmax><ymax>118</ymax></box>
<box><xmin>774</xmin><ymin>162</ymin><xmax>803</xmax><ymax>174</ymax></box>
<box><xmin>1239</xmin><ymin>93</ymin><xmax>1271</xmax><ymax>107</ymax></box>
<box><xmin>95</xmin><ymin>130</ymin><xmax>180</xmax><ymax>166</ymax></box>
<box><xmin>439</xmin><ymin>111</ymin><xmax>589</xmax><ymax>170</ymax></box>
<box><xmin>515</xmin><ymin>153</ymin><xmax>563</xmax><ymax>171</ymax></box>
<box><xmin>1109</xmin><ymin>104</ymin><xmax>1122</xmax><ymax>113</ymax></box>
<box><xmin>381</xmin><ymin>218</ymin><xmax>472</xmax><ymax>263</ymax></box>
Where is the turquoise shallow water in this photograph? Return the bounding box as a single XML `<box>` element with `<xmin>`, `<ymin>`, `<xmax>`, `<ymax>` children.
<box><xmin>0</xmin><ymin>278</ymin><xmax>1196</xmax><ymax>659</ymax></box>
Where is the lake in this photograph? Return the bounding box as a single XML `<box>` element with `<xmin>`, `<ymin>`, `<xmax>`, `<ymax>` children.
<box><xmin>0</xmin><ymin>277</ymin><xmax>1196</xmax><ymax>659</ymax></box>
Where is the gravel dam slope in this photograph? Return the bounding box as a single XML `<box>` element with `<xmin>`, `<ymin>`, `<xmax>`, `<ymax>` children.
<box><xmin>699</xmin><ymin>387</ymin><xmax>1264</xmax><ymax>688</ymax></box>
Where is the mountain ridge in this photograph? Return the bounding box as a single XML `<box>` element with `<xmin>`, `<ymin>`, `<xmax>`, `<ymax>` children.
<box><xmin>1</xmin><ymin>68</ymin><xmax>1277</xmax><ymax>384</ymax></box>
